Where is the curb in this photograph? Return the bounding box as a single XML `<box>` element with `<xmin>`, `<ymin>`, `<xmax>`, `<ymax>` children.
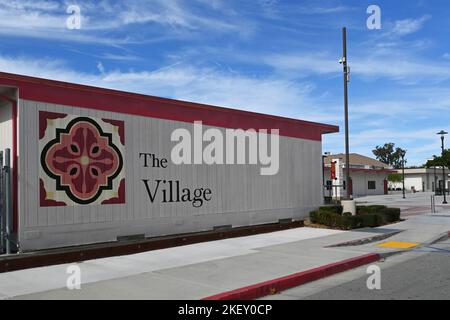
<box><xmin>326</xmin><ymin>230</ymin><xmax>403</xmax><ymax>248</ymax></box>
<box><xmin>428</xmin><ymin>230</ymin><xmax>450</xmax><ymax>245</ymax></box>
<box><xmin>202</xmin><ymin>253</ymin><xmax>381</xmax><ymax>300</ymax></box>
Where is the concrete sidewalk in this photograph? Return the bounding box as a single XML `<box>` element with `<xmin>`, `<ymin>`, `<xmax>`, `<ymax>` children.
<box><xmin>2</xmin><ymin>214</ymin><xmax>450</xmax><ymax>300</ymax></box>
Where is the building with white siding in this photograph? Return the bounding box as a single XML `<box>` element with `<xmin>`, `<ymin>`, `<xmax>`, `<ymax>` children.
<box><xmin>0</xmin><ymin>72</ymin><xmax>338</xmax><ymax>251</ymax></box>
<box><xmin>323</xmin><ymin>153</ymin><xmax>396</xmax><ymax>199</ymax></box>
<box><xmin>390</xmin><ymin>167</ymin><xmax>450</xmax><ymax>193</ymax></box>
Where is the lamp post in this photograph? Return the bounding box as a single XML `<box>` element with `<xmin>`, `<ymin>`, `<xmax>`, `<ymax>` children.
<box><xmin>437</xmin><ymin>130</ymin><xmax>448</xmax><ymax>204</ymax></box>
<box><xmin>433</xmin><ymin>156</ymin><xmax>437</xmax><ymax>195</ymax></box>
<box><xmin>401</xmin><ymin>151</ymin><xmax>406</xmax><ymax>199</ymax></box>
<box><xmin>340</xmin><ymin>27</ymin><xmax>351</xmax><ymax>199</ymax></box>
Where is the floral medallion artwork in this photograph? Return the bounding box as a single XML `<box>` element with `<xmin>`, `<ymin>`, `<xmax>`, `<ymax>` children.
<box><xmin>39</xmin><ymin>111</ymin><xmax>125</xmax><ymax>206</ymax></box>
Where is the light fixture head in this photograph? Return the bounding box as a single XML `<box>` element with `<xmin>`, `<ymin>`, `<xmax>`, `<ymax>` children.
<box><xmin>437</xmin><ymin>130</ymin><xmax>448</xmax><ymax>136</ymax></box>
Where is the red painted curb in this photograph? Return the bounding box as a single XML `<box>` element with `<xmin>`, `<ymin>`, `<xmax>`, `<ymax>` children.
<box><xmin>202</xmin><ymin>253</ymin><xmax>381</xmax><ymax>300</ymax></box>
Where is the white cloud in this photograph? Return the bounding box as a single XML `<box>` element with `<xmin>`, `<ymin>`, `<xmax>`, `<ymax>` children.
<box><xmin>301</xmin><ymin>5</ymin><xmax>352</xmax><ymax>14</ymax></box>
<box><xmin>0</xmin><ymin>0</ymin><xmax>249</xmax><ymax>44</ymax></box>
<box><xmin>391</xmin><ymin>15</ymin><xmax>431</xmax><ymax>36</ymax></box>
<box><xmin>264</xmin><ymin>52</ymin><xmax>450</xmax><ymax>82</ymax></box>
<box><xmin>0</xmin><ymin>0</ymin><xmax>61</xmax><ymax>11</ymax></box>
<box><xmin>1</xmin><ymin>54</ymin><xmax>446</xmax><ymax>166</ymax></box>
<box><xmin>0</xmin><ymin>54</ymin><xmax>338</xmax><ymax>123</ymax></box>
<box><xmin>100</xmin><ymin>53</ymin><xmax>142</xmax><ymax>61</ymax></box>
<box><xmin>259</xmin><ymin>0</ymin><xmax>280</xmax><ymax>17</ymax></box>
<box><xmin>96</xmin><ymin>62</ymin><xmax>105</xmax><ymax>74</ymax></box>
<box><xmin>323</xmin><ymin>127</ymin><xmax>443</xmax><ymax>167</ymax></box>
<box><xmin>264</xmin><ymin>53</ymin><xmax>340</xmax><ymax>75</ymax></box>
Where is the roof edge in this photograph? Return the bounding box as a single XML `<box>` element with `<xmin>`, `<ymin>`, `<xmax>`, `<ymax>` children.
<box><xmin>0</xmin><ymin>72</ymin><xmax>339</xmax><ymax>140</ymax></box>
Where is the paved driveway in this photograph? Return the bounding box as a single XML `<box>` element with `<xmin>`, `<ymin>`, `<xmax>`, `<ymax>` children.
<box><xmin>356</xmin><ymin>192</ymin><xmax>450</xmax><ymax>216</ymax></box>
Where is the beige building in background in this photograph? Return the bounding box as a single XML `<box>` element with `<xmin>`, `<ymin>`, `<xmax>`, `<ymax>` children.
<box><xmin>323</xmin><ymin>153</ymin><xmax>395</xmax><ymax>199</ymax></box>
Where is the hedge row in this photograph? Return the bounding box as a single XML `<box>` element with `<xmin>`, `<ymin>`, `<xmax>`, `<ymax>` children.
<box><xmin>357</xmin><ymin>205</ymin><xmax>401</xmax><ymax>223</ymax></box>
<box><xmin>309</xmin><ymin>205</ymin><xmax>401</xmax><ymax>230</ymax></box>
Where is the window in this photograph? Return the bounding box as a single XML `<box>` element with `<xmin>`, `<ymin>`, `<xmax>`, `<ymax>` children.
<box><xmin>368</xmin><ymin>181</ymin><xmax>376</xmax><ymax>190</ymax></box>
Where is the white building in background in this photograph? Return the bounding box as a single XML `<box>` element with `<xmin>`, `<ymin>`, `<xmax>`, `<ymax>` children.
<box><xmin>391</xmin><ymin>167</ymin><xmax>450</xmax><ymax>193</ymax></box>
<box><xmin>323</xmin><ymin>153</ymin><xmax>396</xmax><ymax>199</ymax></box>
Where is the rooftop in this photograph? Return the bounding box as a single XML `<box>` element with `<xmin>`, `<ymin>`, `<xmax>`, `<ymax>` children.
<box><xmin>324</xmin><ymin>153</ymin><xmax>391</xmax><ymax>170</ymax></box>
<box><xmin>0</xmin><ymin>72</ymin><xmax>339</xmax><ymax>141</ymax></box>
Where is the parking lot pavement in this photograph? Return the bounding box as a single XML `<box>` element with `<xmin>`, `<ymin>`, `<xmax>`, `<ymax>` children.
<box><xmin>356</xmin><ymin>192</ymin><xmax>450</xmax><ymax>216</ymax></box>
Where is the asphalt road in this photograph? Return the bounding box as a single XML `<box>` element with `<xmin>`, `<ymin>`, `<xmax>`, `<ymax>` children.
<box><xmin>262</xmin><ymin>239</ymin><xmax>450</xmax><ymax>300</ymax></box>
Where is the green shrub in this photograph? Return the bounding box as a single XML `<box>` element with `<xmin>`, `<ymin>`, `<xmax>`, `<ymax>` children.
<box><xmin>367</xmin><ymin>205</ymin><xmax>388</xmax><ymax>211</ymax></box>
<box><xmin>309</xmin><ymin>210</ymin><xmax>319</xmax><ymax>223</ymax></box>
<box><xmin>310</xmin><ymin>210</ymin><xmax>361</xmax><ymax>230</ymax></box>
<box><xmin>318</xmin><ymin>205</ymin><xmax>343</xmax><ymax>215</ymax></box>
<box><xmin>316</xmin><ymin>211</ymin><xmax>335</xmax><ymax>227</ymax></box>
<box><xmin>357</xmin><ymin>205</ymin><xmax>387</xmax><ymax>214</ymax></box>
<box><xmin>359</xmin><ymin>214</ymin><xmax>383</xmax><ymax>227</ymax></box>
<box><xmin>357</xmin><ymin>206</ymin><xmax>401</xmax><ymax>223</ymax></box>
<box><xmin>342</xmin><ymin>215</ymin><xmax>363</xmax><ymax>230</ymax></box>
<box><xmin>310</xmin><ymin>205</ymin><xmax>401</xmax><ymax>230</ymax></box>
<box><xmin>380</xmin><ymin>207</ymin><xmax>401</xmax><ymax>222</ymax></box>
<box><xmin>342</xmin><ymin>212</ymin><xmax>352</xmax><ymax>217</ymax></box>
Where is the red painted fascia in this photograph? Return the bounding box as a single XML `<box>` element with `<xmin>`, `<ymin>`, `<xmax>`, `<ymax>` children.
<box><xmin>0</xmin><ymin>72</ymin><xmax>339</xmax><ymax>141</ymax></box>
<box><xmin>324</xmin><ymin>167</ymin><xmax>396</xmax><ymax>174</ymax></box>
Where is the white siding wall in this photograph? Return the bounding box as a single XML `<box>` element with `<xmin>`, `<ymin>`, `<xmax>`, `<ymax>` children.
<box><xmin>392</xmin><ymin>174</ymin><xmax>429</xmax><ymax>192</ymax></box>
<box><xmin>324</xmin><ymin>169</ymin><xmax>388</xmax><ymax>198</ymax></box>
<box><xmin>351</xmin><ymin>171</ymin><xmax>387</xmax><ymax>198</ymax></box>
<box><xmin>18</xmin><ymin>99</ymin><xmax>324</xmax><ymax>251</ymax></box>
<box><xmin>404</xmin><ymin>176</ymin><xmax>424</xmax><ymax>192</ymax></box>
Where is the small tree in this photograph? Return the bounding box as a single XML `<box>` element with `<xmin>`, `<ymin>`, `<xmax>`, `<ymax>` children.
<box><xmin>425</xmin><ymin>150</ymin><xmax>450</xmax><ymax>168</ymax></box>
<box><xmin>387</xmin><ymin>173</ymin><xmax>403</xmax><ymax>190</ymax></box>
<box><xmin>372</xmin><ymin>143</ymin><xmax>406</xmax><ymax>169</ymax></box>
<box><xmin>388</xmin><ymin>173</ymin><xmax>403</xmax><ymax>184</ymax></box>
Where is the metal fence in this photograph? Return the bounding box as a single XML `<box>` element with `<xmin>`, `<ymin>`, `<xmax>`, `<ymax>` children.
<box><xmin>323</xmin><ymin>184</ymin><xmax>346</xmax><ymax>204</ymax></box>
<box><xmin>0</xmin><ymin>149</ymin><xmax>13</xmax><ymax>254</ymax></box>
<box><xmin>431</xmin><ymin>195</ymin><xmax>436</xmax><ymax>214</ymax></box>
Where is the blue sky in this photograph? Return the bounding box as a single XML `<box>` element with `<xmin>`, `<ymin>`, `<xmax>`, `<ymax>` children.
<box><xmin>1</xmin><ymin>0</ymin><xmax>450</xmax><ymax>166</ymax></box>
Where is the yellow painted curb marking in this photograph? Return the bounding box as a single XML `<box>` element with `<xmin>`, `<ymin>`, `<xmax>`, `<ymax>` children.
<box><xmin>377</xmin><ymin>241</ymin><xmax>419</xmax><ymax>249</ymax></box>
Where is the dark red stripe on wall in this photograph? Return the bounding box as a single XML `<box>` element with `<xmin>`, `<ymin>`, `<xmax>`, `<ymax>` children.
<box><xmin>0</xmin><ymin>72</ymin><xmax>339</xmax><ymax>141</ymax></box>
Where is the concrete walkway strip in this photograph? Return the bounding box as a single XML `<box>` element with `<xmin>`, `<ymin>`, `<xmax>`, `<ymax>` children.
<box><xmin>202</xmin><ymin>253</ymin><xmax>381</xmax><ymax>300</ymax></box>
<box><xmin>326</xmin><ymin>229</ymin><xmax>403</xmax><ymax>247</ymax></box>
<box><xmin>0</xmin><ymin>227</ymin><xmax>343</xmax><ymax>299</ymax></box>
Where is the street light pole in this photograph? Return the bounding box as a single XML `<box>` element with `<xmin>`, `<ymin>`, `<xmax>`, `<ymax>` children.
<box><xmin>434</xmin><ymin>165</ymin><xmax>437</xmax><ymax>195</ymax></box>
<box><xmin>341</xmin><ymin>27</ymin><xmax>351</xmax><ymax>200</ymax></box>
<box><xmin>433</xmin><ymin>155</ymin><xmax>437</xmax><ymax>195</ymax></box>
<box><xmin>437</xmin><ymin>130</ymin><xmax>448</xmax><ymax>204</ymax></box>
<box><xmin>401</xmin><ymin>152</ymin><xmax>406</xmax><ymax>199</ymax></box>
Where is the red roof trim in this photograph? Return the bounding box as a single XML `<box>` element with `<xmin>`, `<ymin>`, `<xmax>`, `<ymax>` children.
<box><xmin>324</xmin><ymin>167</ymin><xmax>396</xmax><ymax>174</ymax></box>
<box><xmin>0</xmin><ymin>72</ymin><xmax>339</xmax><ymax>141</ymax></box>
<box><xmin>348</xmin><ymin>168</ymin><xmax>396</xmax><ymax>174</ymax></box>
